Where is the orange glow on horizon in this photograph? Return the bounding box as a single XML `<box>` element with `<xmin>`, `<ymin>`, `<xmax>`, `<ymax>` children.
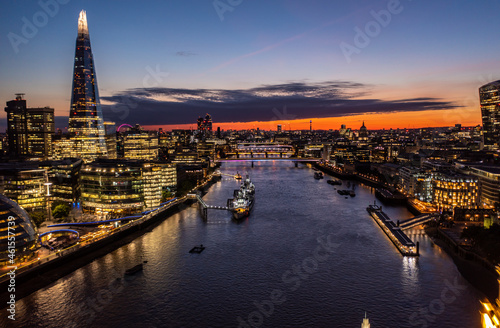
<box><xmin>145</xmin><ymin>108</ymin><xmax>481</xmax><ymax>132</ymax></box>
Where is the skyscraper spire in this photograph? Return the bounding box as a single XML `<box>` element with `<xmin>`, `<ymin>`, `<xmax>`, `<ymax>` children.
<box><xmin>68</xmin><ymin>10</ymin><xmax>107</xmax><ymax>162</ymax></box>
<box><xmin>78</xmin><ymin>10</ymin><xmax>88</xmax><ymax>36</ymax></box>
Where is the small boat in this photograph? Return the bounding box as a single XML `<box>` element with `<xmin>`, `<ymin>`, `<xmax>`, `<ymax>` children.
<box><xmin>189</xmin><ymin>244</ymin><xmax>205</xmax><ymax>254</ymax></box>
<box><xmin>235</xmin><ymin>173</ymin><xmax>242</xmax><ymax>180</ymax></box>
<box><xmin>314</xmin><ymin>172</ymin><xmax>324</xmax><ymax>179</ymax></box>
<box><xmin>125</xmin><ymin>263</ymin><xmax>143</xmax><ymax>275</ymax></box>
<box><xmin>349</xmin><ymin>190</ymin><xmax>356</xmax><ymax>197</ymax></box>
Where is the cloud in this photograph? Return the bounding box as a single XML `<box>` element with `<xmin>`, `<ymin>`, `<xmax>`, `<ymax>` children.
<box><xmin>175</xmin><ymin>51</ymin><xmax>197</xmax><ymax>57</ymax></box>
<box><xmin>100</xmin><ymin>81</ymin><xmax>460</xmax><ymax>126</ymax></box>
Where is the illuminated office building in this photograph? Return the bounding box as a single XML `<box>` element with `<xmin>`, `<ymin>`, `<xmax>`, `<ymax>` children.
<box><xmin>80</xmin><ymin>159</ymin><xmax>177</xmax><ymax>218</ymax></box>
<box><xmin>5</xmin><ymin>94</ymin><xmax>54</xmax><ymax>159</ymax></box>
<box><xmin>480</xmin><ymin>81</ymin><xmax>500</xmax><ymax>150</ymax></box>
<box><xmin>0</xmin><ymin>164</ymin><xmax>47</xmax><ymax>212</ymax></box>
<box><xmin>122</xmin><ymin>126</ymin><xmax>158</xmax><ymax>160</ymax></box>
<box><xmin>68</xmin><ymin>10</ymin><xmax>107</xmax><ymax>162</ymax></box>
<box><xmin>432</xmin><ymin>172</ymin><xmax>479</xmax><ymax>212</ymax></box>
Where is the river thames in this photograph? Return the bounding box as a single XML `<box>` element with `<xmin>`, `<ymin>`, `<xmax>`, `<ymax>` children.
<box><xmin>0</xmin><ymin>161</ymin><xmax>483</xmax><ymax>327</ymax></box>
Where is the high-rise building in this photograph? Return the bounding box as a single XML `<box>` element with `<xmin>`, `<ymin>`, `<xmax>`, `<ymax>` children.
<box><xmin>197</xmin><ymin>114</ymin><xmax>213</xmax><ymax>133</ymax></box>
<box><xmin>479</xmin><ymin>81</ymin><xmax>500</xmax><ymax>150</ymax></box>
<box><xmin>68</xmin><ymin>10</ymin><xmax>107</xmax><ymax>162</ymax></box>
<box><xmin>5</xmin><ymin>94</ymin><xmax>54</xmax><ymax>159</ymax></box>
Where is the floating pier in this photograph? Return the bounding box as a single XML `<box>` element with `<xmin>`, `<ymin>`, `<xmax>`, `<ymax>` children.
<box><xmin>366</xmin><ymin>204</ymin><xmax>419</xmax><ymax>256</ymax></box>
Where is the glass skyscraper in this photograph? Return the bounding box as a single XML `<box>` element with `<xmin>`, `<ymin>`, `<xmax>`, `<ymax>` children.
<box><xmin>68</xmin><ymin>10</ymin><xmax>107</xmax><ymax>161</ymax></box>
<box><xmin>479</xmin><ymin>81</ymin><xmax>500</xmax><ymax>150</ymax></box>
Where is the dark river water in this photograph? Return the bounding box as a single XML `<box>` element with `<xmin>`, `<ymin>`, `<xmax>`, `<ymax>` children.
<box><xmin>1</xmin><ymin>161</ymin><xmax>483</xmax><ymax>327</ymax></box>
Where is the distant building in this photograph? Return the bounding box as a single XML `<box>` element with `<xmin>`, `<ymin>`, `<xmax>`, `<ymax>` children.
<box><xmin>197</xmin><ymin>114</ymin><xmax>213</xmax><ymax>134</ymax></box>
<box><xmin>121</xmin><ymin>125</ymin><xmax>158</xmax><ymax>160</ymax></box>
<box><xmin>359</xmin><ymin>121</ymin><xmax>368</xmax><ymax>140</ymax></box>
<box><xmin>479</xmin><ymin>81</ymin><xmax>500</xmax><ymax>150</ymax></box>
<box><xmin>4</xmin><ymin>94</ymin><xmax>54</xmax><ymax>159</ymax></box>
<box><xmin>67</xmin><ymin>11</ymin><xmax>108</xmax><ymax>162</ymax></box>
<box><xmin>277</xmin><ymin>124</ymin><xmax>282</xmax><ymax>133</ymax></box>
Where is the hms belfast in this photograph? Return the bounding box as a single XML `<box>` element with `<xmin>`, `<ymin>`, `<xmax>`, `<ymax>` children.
<box><xmin>229</xmin><ymin>176</ymin><xmax>255</xmax><ymax>220</ymax></box>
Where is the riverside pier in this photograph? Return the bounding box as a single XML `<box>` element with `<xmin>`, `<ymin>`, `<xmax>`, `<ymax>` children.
<box><xmin>366</xmin><ymin>204</ymin><xmax>419</xmax><ymax>256</ymax></box>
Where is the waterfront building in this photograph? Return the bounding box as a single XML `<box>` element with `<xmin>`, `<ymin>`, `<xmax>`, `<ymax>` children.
<box><xmin>468</xmin><ymin>165</ymin><xmax>500</xmax><ymax>208</ymax></box>
<box><xmin>67</xmin><ymin>10</ymin><xmax>108</xmax><ymax>162</ymax></box>
<box><xmin>479</xmin><ymin>81</ymin><xmax>500</xmax><ymax>150</ymax></box>
<box><xmin>399</xmin><ymin>167</ymin><xmax>433</xmax><ymax>202</ymax></box>
<box><xmin>80</xmin><ymin>159</ymin><xmax>176</xmax><ymax>218</ymax></box>
<box><xmin>4</xmin><ymin>94</ymin><xmax>54</xmax><ymax>159</ymax></box>
<box><xmin>0</xmin><ymin>194</ymin><xmax>38</xmax><ymax>267</ymax></box>
<box><xmin>432</xmin><ymin>172</ymin><xmax>479</xmax><ymax>212</ymax></box>
<box><xmin>0</xmin><ymin>164</ymin><xmax>47</xmax><ymax>212</ymax></box>
<box><xmin>197</xmin><ymin>141</ymin><xmax>216</xmax><ymax>163</ymax></box>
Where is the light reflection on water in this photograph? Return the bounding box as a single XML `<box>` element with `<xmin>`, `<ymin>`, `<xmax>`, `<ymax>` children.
<box><xmin>0</xmin><ymin>161</ymin><xmax>483</xmax><ymax>328</ymax></box>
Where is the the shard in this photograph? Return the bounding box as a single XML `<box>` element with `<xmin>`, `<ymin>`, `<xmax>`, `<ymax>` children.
<box><xmin>68</xmin><ymin>10</ymin><xmax>107</xmax><ymax>161</ymax></box>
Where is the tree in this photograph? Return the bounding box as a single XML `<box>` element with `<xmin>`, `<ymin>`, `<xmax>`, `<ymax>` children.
<box><xmin>52</xmin><ymin>203</ymin><xmax>71</xmax><ymax>219</ymax></box>
<box><xmin>162</xmin><ymin>190</ymin><xmax>174</xmax><ymax>202</ymax></box>
<box><xmin>30</xmin><ymin>211</ymin><xmax>46</xmax><ymax>228</ymax></box>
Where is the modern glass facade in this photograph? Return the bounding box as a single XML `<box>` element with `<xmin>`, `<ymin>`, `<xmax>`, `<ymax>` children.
<box><xmin>0</xmin><ymin>165</ymin><xmax>47</xmax><ymax>212</ymax></box>
<box><xmin>68</xmin><ymin>10</ymin><xmax>107</xmax><ymax>162</ymax></box>
<box><xmin>480</xmin><ymin>81</ymin><xmax>500</xmax><ymax>150</ymax></box>
<box><xmin>80</xmin><ymin>160</ymin><xmax>177</xmax><ymax>218</ymax></box>
<box><xmin>0</xmin><ymin>194</ymin><xmax>38</xmax><ymax>266</ymax></box>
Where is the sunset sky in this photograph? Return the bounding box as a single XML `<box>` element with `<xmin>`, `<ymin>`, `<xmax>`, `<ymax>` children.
<box><xmin>1</xmin><ymin>0</ymin><xmax>500</xmax><ymax>131</ymax></box>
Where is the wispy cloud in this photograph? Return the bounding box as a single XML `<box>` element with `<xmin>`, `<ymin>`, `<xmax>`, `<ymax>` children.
<box><xmin>100</xmin><ymin>81</ymin><xmax>460</xmax><ymax>126</ymax></box>
<box><xmin>175</xmin><ymin>51</ymin><xmax>197</xmax><ymax>57</ymax></box>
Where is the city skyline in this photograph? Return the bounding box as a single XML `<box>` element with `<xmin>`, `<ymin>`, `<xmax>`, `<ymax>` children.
<box><xmin>2</xmin><ymin>1</ymin><xmax>500</xmax><ymax>131</ymax></box>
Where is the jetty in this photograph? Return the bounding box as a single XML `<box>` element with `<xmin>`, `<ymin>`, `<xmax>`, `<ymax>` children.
<box><xmin>366</xmin><ymin>204</ymin><xmax>419</xmax><ymax>256</ymax></box>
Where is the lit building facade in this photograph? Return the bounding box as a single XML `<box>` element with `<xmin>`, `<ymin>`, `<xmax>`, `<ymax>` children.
<box><xmin>0</xmin><ymin>165</ymin><xmax>47</xmax><ymax>212</ymax></box>
<box><xmin>68</xmin><ymin>11</ymin><xmax>107</xmax><ymax>162</ymax></box>
<box><xmin>480</xmin><ymin>266</ymin><xmax>500</xmax><ymax>328</ymax></box>
<box><xmin>5</xmin><ymin>94</ymin><xmax>54</xmax><ymax>159</ymax></box>
<box><xmin>480</xmin><ymin>81</ymin><xmax>500</xmax><ymax>150</ymax></box>
<box><xmin>80</xmin><ymin>159</ymin><xmax>176</xmax><ymax>218</ymax></box>
<box><xmin>399</xmin><ymin>167</ymin><xmax>433</xmax><ymax>202</ymax></box>
<box><xmin>469</xmin><ymin>165</ymin><xmax>500</xmax><ymax>208</ymax></box>
<box><xmin>432</xmin><ymin>172</ymin><xmax>479</xmax><ymax>212</ymax></box>
<box><xmin>122</xmin><ymin>127</ymin><xmax>159</xmax><ymax>160</ymax></box>
<box><xmin>39</xmin><ymin>158</ymin><xmax>83</xmax><ymax>204</ymax></box>
<box><xmin>197</xmin><ymin>114</ymin><xmax>213</xmax><ymax>134</ymax></box>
